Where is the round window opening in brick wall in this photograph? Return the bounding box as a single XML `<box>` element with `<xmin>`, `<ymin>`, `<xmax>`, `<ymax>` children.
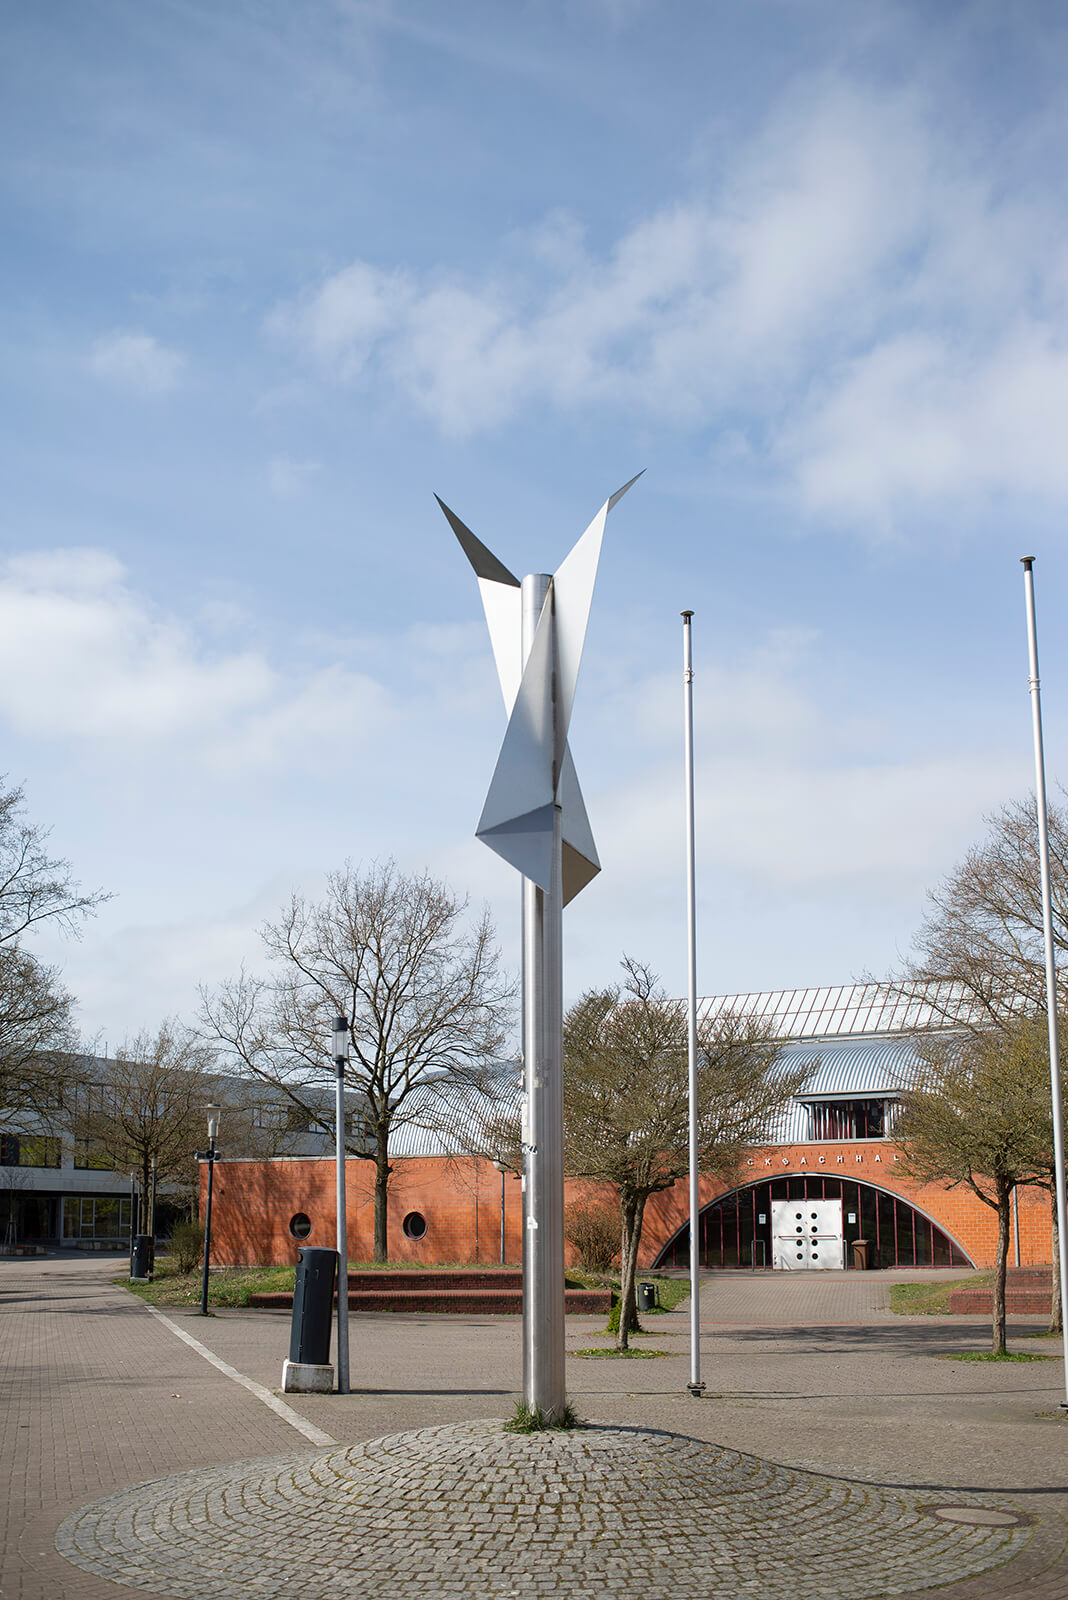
<box><xmin>288</xmin><ymin>1212</ymin><xmax>312</xmax><ymax>1240</ymax></box>
<box><xmin>402</xmin><ymin>1211</ymin><xmax>428</xmax><ymax>1241</ymax></box>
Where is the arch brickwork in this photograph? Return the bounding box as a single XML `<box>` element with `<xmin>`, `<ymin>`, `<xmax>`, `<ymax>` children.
<box><xmin>636</xmin><ymin>1142</ymin><xmax>1052</xmax><ymax>1272</ymax></box>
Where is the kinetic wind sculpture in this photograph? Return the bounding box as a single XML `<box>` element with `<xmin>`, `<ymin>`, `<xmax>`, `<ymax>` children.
<box><xmin>439</xmin><ymin>475</ymin><xmax>640</xmax><ymax>1419</ymax></box>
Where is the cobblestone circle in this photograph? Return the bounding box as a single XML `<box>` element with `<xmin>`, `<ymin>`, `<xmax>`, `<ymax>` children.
<box><xmin>56</xmin><ymin>1419</ymin><xmax>1034</xmax><ymax>1600</ymax></box>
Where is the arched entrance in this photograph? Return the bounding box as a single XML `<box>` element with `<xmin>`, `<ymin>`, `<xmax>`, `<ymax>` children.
<box><xmin>653</xmin><ymin>1174</ymin><xmax>973</xmax><ymax>1270</ymax></box>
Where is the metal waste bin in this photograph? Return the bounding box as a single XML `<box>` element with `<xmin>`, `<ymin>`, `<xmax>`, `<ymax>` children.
<box><xmin>289</xmin><ymin>1246</ymin><xmax>338</xmax><ymax>1366</ymax></box>
<box><xmin>130</xmin><ymin>1235</ymin><xmax>154</xmax><ymax>1280</ymax></box>
<box><xmin>851</xmin><ymin>1238</ymin><xmax>871</xmax><ymax>1271</ymax></box>
<box><xmin>638</xmin><ymin>1281</ymin><xmax>659</xmax><ymax>1312</ymax></box>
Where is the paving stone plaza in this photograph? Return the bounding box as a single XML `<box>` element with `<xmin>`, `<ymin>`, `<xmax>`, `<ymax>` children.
<box><xmin>3</xmin><ymin>1255</ymin><xmax>1068</xmax><ymax>1600</ymax></box>
<box><xmin>58</xmin><ymin>1420</ymin><xmax>1042</xmax><ymax>1600</ymax></box>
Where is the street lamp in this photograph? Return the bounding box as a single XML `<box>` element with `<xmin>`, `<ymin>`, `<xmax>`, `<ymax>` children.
<box><xmin>199</xmin><ymin>1104</ymin><xmax>221</xmax><ymax>1316</ymax></box>
<box><xmin>333</xmin><ymin>1015</ymin><xmax>350</xmax><ymax>1395</ymax></box>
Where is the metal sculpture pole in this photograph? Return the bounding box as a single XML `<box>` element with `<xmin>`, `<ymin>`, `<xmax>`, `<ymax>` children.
<box><xmin>682</xmin><ymin>611</ymin><xmax>704</xmax><ymax>1397</ymax></box>
<box><xmin>1020</xmin><ymin>557</ymin><xmax>1068</xmax><ymax>1405</ymax></box>
<box><xmin>440</xmin><ymin>475</ymin><xmax>640</xmax><ymax>1419</ymax></box>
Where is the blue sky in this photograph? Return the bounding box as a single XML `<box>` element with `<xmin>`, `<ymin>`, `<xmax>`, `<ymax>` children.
<box><xmin>4</xmin><ymin>0</ymin><xmax>1068</xmax><ymax>1045</ymax></box>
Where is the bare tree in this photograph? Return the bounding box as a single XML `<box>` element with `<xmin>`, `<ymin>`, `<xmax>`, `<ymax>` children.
<box><xmin>0</xmin><ymin>778</ymin><xmax>108</xmax><ymax>946</ymax></box>
<box><xmin>563</xmin><ymin>958</ymin><xmax>803</xmax><ymax>1350</ymax></box>
<box><xmin>894</xmin><ymin>1019</ymin><xmax>1052</xmax><ymax>1354</ymax></box>
<box><xmin>905</xmin><ymin>795</ymin><xmax>1068</xmax><ymax>1330</ymax></box>
<box><xmin>73</xmin><ymin>1024</ymin><xmax>219</xmax><ymax>1218</ymax></box>
<box><xmin>202</xmin><ymin>861</ymin><xmax>514</xmax><ymax>1261</ymax></box>
<box><xmin>0</xmin><ymin>946</ymin><xmax>77</xmax><ymax>1128</ymax></box>
<box><xmin>907</xmin><ymin>794</ymin><xmax>1068</xmax><ymax>1023</ymax></box>
<box><xmin>0</xmin><ymin>778</ymin><xmax>107</xmax><ymax>1124</ymax></box>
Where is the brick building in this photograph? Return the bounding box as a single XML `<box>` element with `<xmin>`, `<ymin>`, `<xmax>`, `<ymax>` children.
<box><xmin>203</xmin><ymin>983</ymin><xmax>1056</xmax><ymax>1273</ymax></box>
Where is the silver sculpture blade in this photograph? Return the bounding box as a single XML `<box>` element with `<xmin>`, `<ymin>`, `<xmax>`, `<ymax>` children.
<box><xmin>441</xmin><ymin>476</ymin><xmax>640</xmax><ymax>905</ymax></box>
<box><xmin>436</xmin><ymin>497</ymin><xmax>523</xmax><ymax>710</ymax></box>
<box><xmin>476</xmin><ymin>585</ymin><xmax>556</xmax><ymax>886</ymax></box>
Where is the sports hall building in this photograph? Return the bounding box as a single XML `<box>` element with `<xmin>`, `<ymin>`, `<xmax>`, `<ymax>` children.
<box><xmin>204</xmin><ymin>983</ymin><xmax>1055</xmax><ymax>1274</ymax></box>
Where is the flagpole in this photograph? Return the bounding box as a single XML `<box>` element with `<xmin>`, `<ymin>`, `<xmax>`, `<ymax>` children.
<box><xmin>682</xmin><ymin>610</ymin><xmax>705</xmax><ymax>1396</ymax></box>
<box><xmin>1020</xmin><ymin>557</ymin><xmax>1068</xmax><ymax>1407</ymax></box>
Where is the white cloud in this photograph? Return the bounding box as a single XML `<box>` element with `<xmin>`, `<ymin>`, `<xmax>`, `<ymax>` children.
<box><xmin>266</xmin><ymin>77</ymin><xmax>1068</xmax><ymax>526</ymax></box>
<box><xmin>0</xmin><ymin>549</ymin><xmax>391</xmax><ymax>770</ymax></box>
<box><xmin>267</xmin><ymin>455</ymin><xmax>322</xmax><ymax>496</ymax></box>
<box><xmin>89</xmin><ymin>331</ymin><xmax>186</xmax><ymax>394</ymax></box>
<box><xmin>784</xmin><ymin>327</ymin><xmax>1068</xmax><ymax>526</ymax></box>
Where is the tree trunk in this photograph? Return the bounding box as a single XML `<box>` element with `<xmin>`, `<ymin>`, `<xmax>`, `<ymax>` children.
<box><xmin>373</xmin><ymin>1129</ymin><xmax>391</xmax><ymax>1264</ymax></box>
<box><xmin>1051</xmin><ymin>1203</ymin><xmax>1063</xmax><ymax>1336</ymax></box>
<box><xmin>992</xmin><ymin>1181</ymin><xmax>1011</xmax><ymax>1356</ymax></box>
<box><xmin>617</xmin><ymin>1195</ymin><xmax>645</xmax><ymax>1353</ymax></box>
<box><xmin>141</xmin><ymin>1155</ymin><xmax>151</xmax><ymax>1237</ymax></box>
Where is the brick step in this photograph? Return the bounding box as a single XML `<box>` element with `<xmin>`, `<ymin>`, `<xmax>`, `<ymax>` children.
<box><xmin>949</xmin><ymin>1289</ymin><xmax>1052</xmax><ymax>1315</ymax></box>
<box><xmin>248</xmin><ymin>1287</ymin><xmax>611</xmax><ymax>1315</ymax></box>
<box><xmin>345</xmin><ymin>1271</ymin><xmax>523</xmax><ymax>1293</ymax></box>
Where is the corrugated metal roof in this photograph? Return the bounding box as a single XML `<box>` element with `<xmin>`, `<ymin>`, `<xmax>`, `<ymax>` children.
<box><xmin>385</xmin><ymin>1034</ymin><xmax>929</xmax><ymax>1157</ymax></box>
<box><xmin>764</xmin><ymin>1035</ymin><xmax>924</xmax><ymax>1142</ymax></box>
<box><xmin>695</xmin><ymin>980</ymin><xmax>973</xmax><ymax>1041</ymax></box>
<box><xmin>388</xmin><ymin>1073</ymin><xmax>523</xmax><ymax>1158</ymax></box>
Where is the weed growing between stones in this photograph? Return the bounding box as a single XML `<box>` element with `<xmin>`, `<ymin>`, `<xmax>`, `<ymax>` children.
<box><xmin>503</xmin><ymin>1400</ymin><xmax>582</xmax><ymax>1432</ymax></box>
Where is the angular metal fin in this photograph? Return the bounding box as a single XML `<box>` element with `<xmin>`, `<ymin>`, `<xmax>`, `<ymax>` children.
<box><xmin>436</xmin><ymin>496</ymin><xmax>520</xmax><ymax>587</ymax></box>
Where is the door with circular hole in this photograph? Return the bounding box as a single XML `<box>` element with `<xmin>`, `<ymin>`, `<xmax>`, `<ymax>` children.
<box><xmin>771</xmin><ymin>1199</ymin><xmax>844</xmax><ymax>1269</ymax></box>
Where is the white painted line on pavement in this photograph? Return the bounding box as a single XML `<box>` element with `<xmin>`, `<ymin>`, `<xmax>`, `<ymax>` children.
<box><xmin>145</xmin><ymin>1304</ymin><xmax>337</xmax><ymax>1447</ymax></box>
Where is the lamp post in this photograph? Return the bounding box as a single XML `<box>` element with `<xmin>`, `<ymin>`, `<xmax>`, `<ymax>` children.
<box><xmin>199</xmin><ymin>1104</ymin><xmax>221</xmax><ymax>1316</ymax></box>
<box><xmin>333</xmin><ymin>1014</ymin><xmax>350</xmax><ymax>1395</ymax></box>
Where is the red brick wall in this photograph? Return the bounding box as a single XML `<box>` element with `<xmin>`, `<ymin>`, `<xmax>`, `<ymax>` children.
<box><xmin>202</xmin><ymin>1142</ymin><xmax>1054</xmax><ymax>1271</ymax></box>
<box><xmin>206</xmin><ymin>1155</ymin><xmax>526</xmax><ymax>1268</ymax></box>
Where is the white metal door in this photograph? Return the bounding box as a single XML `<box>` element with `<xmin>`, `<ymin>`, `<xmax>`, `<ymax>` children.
<box><xmin>771</xmin><ymin>1199</ymin><xmax>844</xmax><ymax>1270</ymax></box>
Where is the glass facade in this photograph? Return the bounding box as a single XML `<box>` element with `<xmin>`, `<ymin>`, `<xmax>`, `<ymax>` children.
<box><xmin>654</xmin><ymin>1175</ymin><xmax>971</xmax><ymax>1270</ymax></box>
<box><xmin>62</xmin><ymin>1196</ymin><xmax>132</xmax><ymax>1243</ymax></box>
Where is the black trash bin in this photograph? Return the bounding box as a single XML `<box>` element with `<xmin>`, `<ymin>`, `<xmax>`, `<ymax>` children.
<box><xmin>851</xmin><ymin>1238</ymin><xmax>871</xmax><ymax>1271</ymax></box>
<box><xmin>130</xmin><ymin>1235</ymin><xmax>154</xmax><ymax>1280</ymax></box>
<box><xmin>289</xmin><ymin>1246</ymin><xmax>338</xmax><ymax>1366</ymax></box>
<box><xmin>638</xmin><ymin>1281</ymin><xmax>659</xmax><ymax>1312</ymax></box>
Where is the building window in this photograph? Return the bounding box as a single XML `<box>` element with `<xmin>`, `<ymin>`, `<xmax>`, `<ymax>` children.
<box><xmin>288</xmin><ymin>1212</ymin><xmax>312</xmax><ymax>1240</ymax></box>
<box><xmin>655</xmin><ymin>1177</ymin><xmax>970</xmax><ymax>1271</ymax></box>
<box><xmin>71</xmin><ymin>1081</ymin><xmax>113</xmax><ymax>1169</ymax></box>
<box><xmin>806</xmin><ymin>1098</ymin><xmax>890</xmax><ymax>1141</ymax></box>
<box><xmin>1</xmin><ymin>1134</ymin><xmax>62</xmax><ymax>1168</ymax></box>
<box><xmin>62</xmin><ymin>1196</ymin><xmax>132</xmax><ymax>1241</ymax></box>
<box><xmin>402</xmin><ymin>1211</ymin><xmax>428</xmax><ymax>1241</ymax></box>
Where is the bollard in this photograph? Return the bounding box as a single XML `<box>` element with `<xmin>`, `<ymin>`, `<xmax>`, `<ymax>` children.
<box><xmin>130</xmin><ymin>1235</ymin><xmax>154</xmax><ymax>1281</ymax></box>
<box><xmin>282</xmin><ymin>1246</ymin><xmax>338</xmax><ymax>1393</ymax></box>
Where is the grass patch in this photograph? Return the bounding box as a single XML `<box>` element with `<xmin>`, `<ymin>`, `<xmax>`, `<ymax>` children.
<box><xmin>940</xmin><ymin>1350</ymin><xmax>1053</xmax><ymax>1363</ymax></box>
<box><xmin>889</xmin><ymin>1273</ymin><xmax>993</xmax><ymax>1316</ymax></box>
<box><xmin>638</xmin><ymin>1276</ymin><xmax>692</xmax><ymax>1314</ymax></box>
<box><xmin>503</xmin><ymin>1400</ymin><xmax>582</xmax><ymax>1433</ymax></box>
<box><xmin>118</xmin><ymin>1261</ymin><xmax>297</xmax><ymax>1308</ymax></box>
<box><xmin>571</xmin><ymin>1347</ymin><xmax>671</xmax><ymax>1359</ymax></box>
